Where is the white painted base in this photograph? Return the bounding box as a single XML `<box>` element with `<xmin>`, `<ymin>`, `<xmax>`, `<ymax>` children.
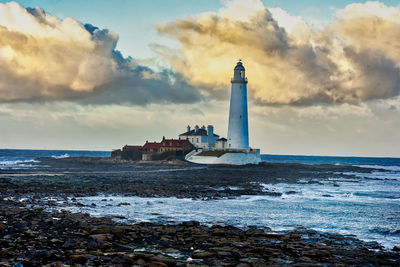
<box><xmin>185</xmin><ymin>149</ymin><xmax>261</xmax><ymax>165</ymax></box>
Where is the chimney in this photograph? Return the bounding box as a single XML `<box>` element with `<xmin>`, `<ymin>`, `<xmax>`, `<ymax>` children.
<box><xmin>195</xmin><ymin>125</ymin><xmax>199</xmax><ymax>132</ymax></box>
<box><xmin>201</xmin><ymin>125</ymin><xmax>206</xmax><ymax>130</ymax></box>
<box><xmin>207</xmin><ymin>125</ymin><xmax>214</xmax><ymax>145</ymax></box>
<box><xmin>163</xmin><ymin>136</ymin><xmax>165</xmax><ymax>140</ymax></box>
<box><xmin>187</xmin><ymin>125</ymin><xmax>191</xmax><ymax>132</ymax></box>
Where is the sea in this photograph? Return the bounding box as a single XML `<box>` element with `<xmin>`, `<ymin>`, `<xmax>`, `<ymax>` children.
<box><xmin>0</xmin><ymin>149</ymin><xmax>110</xmax><ymax>170</ymax></box>
<box><xmin>1</xmin><ymin>149</ymin><xmax>399</xmax><ymax>249</ymax></box>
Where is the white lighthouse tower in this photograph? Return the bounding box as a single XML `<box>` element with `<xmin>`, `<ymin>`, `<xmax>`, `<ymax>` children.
<box><xmin>227</xmin><ymin>60</ymin><xmax>249</xmax><ymax>149</ymax></box>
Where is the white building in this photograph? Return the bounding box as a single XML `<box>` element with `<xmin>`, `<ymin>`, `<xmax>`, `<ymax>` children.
<box><xmin>179</xmin><ymin>125</ymin><xmax>222</xmax><ymax>148</ymax></box>
<box><xmin>215</xmin><ymin>137</ymin><xmax>227</xmax><ymax>149</ymax></box>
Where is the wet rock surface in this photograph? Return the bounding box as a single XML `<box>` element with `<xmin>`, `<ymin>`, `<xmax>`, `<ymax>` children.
<box><xmin>0</xmin><ymin>197</ymin><xmax>399</xmax><ymax>267</ymax></box>
<box><xmin>0</xmin><ymin>157</ymin><xmax>377</xmax><ymax>199</ymax></box>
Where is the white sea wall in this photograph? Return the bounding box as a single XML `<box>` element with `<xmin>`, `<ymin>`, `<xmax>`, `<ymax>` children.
<box><xmin>186</xmin><ymin>150</ymin><xmax>261</xmax><ymax>165</ymax></box>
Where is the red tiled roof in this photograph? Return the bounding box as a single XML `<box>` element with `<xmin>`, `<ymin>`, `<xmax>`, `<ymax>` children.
<box><xmin>142</xmin><ymin>142</ymin><xmax>161</xmax><ymax>149</ymax></box>
<box><xmin>124</xmin><ymin>145</ymin><xmax>143</xmax><ymax>150</ymax></box>
<box><xmin>160</xmin><ymin>139</ymin><xmax>186</xmax><ymax>147</ymax></box>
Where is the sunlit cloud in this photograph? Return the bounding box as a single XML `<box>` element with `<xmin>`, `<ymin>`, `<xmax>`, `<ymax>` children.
<box><xmin>0</xmin><ymin>2</ymin><xmax>202</xmax><ymax>104</ymax></box>
<box><xmin>156</xmin><ymin>0</ymin><xmax>400</xmax><ymax>105</ymax></box>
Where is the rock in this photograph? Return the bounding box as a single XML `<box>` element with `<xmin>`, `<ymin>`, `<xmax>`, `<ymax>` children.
<box><xmin>110</xmin><ymin>226</ymin><xmax>126</xmax><ymax>237</ymax></box>
<box><xmin>297</xmin><ymin>256</ymin><xmax>312</xmax><ymax>262</ymax></box>
<box><xmin>89</xmin><ymin>250</ymin><xmax>104</xmax><ymax>256</ymax></box>
<box><xmin>136</xmin><ymin>258</ymin><xmax>147</xmax><ymax>265</ymax></box>
<box><xmin>245</xmin><ymin>228</ymin><xmax>265</xmax><ymax>237</ymax></box>
<box><xmin>192</xmin><ymin>234</ymin><xmax>208</xmax><ymax>240</ymax></box>
<box><xmin>0</xmin><ymin>249</ymin><xmax>9</xmax><ymax>258</ymax></box>
<box><xmin>393</xmin><ymin>246</ymin><xmax>400</xmax><ymax>252</ymax></box>
<box><xmin>91</xmin><ymin>226</ymin><xmax>111</xmax><ymax>234</ymax></box>
<box><xmin>117</xmin><ymin>202</ymin><xmax>131</xmax><ymax>206</ymax></box>
<box><xmin>290</xmin><ymin>233</ymin><xmax>302</xmax><ymax>240</ymax></box>
<box><xmin>90</xmin><ymin>234</ymin><xmax>111</xmax><ymax>241</ymax></box>
<box><xmin>111</xmin><ymin>215</ymin><xmax>126</xmax><ymax>220</ymax></box>
<box><xmin>216</xmin><ymin>251</ymin><xmax>233</xmax><ymax>258</ymax></box>
<box><xmin>0</xmin><ymin>223</ymin><xmax>5</xmax><ymax>230</ymax></box>
<box><xmin>62</xmin><ymin>239</ymin><xmax>76</xmax><ymax>249</ymax></box>
<box><xmin>70</xmin><ymin>254</ymin><xmax>88</xmax><ymax>264</ymax></box>
<box><xmin>148</xmin><ymin>261</ymin><xmax>168</xmax><ymax>267</ymax></box>
<box><xmin>150</xmin><ymin>255</ymin><xmax>176</xmax><ymax>266</ymax></box>
<box><xmin>192</xmin><ymin>249</ymin><xmax>216</xmax><ymax>259</ymax></box>
<box><xmin>181</xmin><ymin>221</ymin><xmax>200</xmax><ymax>227</ymax></box>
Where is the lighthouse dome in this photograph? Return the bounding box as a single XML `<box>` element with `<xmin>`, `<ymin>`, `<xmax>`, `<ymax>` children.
<box><xmin>233</xmin><ymin>61</ymin><xmax>246</xmax><ymax>82</ymax></box>
<box><xmin>234</xmin><ymin>61</ymin><xmax>245</xmax><ymax>71</ymax></box>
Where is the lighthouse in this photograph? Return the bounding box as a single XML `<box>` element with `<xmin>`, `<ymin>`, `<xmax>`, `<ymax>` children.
<box><xmin>227</xmin><ymin>60</ymin><xmax>249</xmax><ymax>149</ymax></box>
<box><xmin>184</xmin><ymin>60</ymin><xmax>261</xmax><ymax>165</ymax></box>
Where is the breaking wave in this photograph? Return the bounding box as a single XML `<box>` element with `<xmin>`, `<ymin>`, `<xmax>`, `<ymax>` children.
<box><xmin>0</xmin><ymin>159</ymin><xmax>40</xmax><ymax>170</ymax></box>
<box><xmin>51</xmin><ymin>153</ymin><xmax>70</xmax><ymax>159</ymax></box>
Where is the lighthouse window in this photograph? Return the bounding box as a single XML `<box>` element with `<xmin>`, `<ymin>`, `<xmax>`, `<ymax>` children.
<box><xmin>240</xmin><ymin>70</ymin><xmax>245</xmax><ymax>78</ymax></box>
<box><xmin>240</xmin><ymin>115</ymin><xmax>242</xmax><ymax>119</ymax></box>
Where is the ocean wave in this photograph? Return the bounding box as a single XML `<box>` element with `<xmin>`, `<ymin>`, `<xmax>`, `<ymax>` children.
<box><xmin>342</xmin><ymin>171</ymin><xmax>400</xmax><ymax>180</ymax></box>
<box><xmin>0</xmin><ymin>159</ymin><xmax>39</xmax><ymax>165</ymax></box>
<box><xmin>356</xmin><ymin>165</ymin><xmax>400</xmax><ymax>171</ymax></box>
<box><xmin>0</xmin><ymin>159</ymin><xmax>40</xmax><ymax>169</ymax></box>
<box><xmin>370</xmin><ymin>227</ymin><xmax>400</xmax><ymax>236</ymax></box>
<box><xmin>252</xmin><ymin>182</ymin><xmax>400</xmax><ymax>203</ymax></box>
<box><xmin>51</xmin><ymin>153</ymin><xmax>70</xmax><ymax>159</ymax></box>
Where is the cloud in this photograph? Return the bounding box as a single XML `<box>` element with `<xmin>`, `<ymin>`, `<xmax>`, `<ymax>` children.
<box><xmin>155</xmin><ymin>0</ymin><xmax>400</xmax><ymax>105</ymax></box>
<box><xmin>0</xmin><ymin>2</ymin><xmax>202</xmax><ymax>104</ymax></box>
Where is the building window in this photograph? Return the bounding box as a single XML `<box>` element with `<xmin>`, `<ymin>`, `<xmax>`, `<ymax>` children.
<box><xmin>197</xmin><ymin>138</ymin><xmax>199</xmax><ymax>142</ymax></box>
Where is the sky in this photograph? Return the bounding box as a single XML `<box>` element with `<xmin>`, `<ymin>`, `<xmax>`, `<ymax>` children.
<box><xmin>0</xmin><ymin>0</ymin><xmax>399</xmax><ymax>157</ymax></box>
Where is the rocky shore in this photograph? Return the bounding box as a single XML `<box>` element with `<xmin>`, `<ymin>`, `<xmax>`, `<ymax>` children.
<box><xmin>1</xmin><ymin>157</ymin><xmax>399</xmax><ymax>266</ymax></box>
<box><xmin>1</xmin><ymin>196</ymin><xmax>399</xmax><ymax>266</ymax></box>
<box><xmin>0</xmin><ymin>157</ymin><xmax>379</xmax><ymax>199</ymax></box>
